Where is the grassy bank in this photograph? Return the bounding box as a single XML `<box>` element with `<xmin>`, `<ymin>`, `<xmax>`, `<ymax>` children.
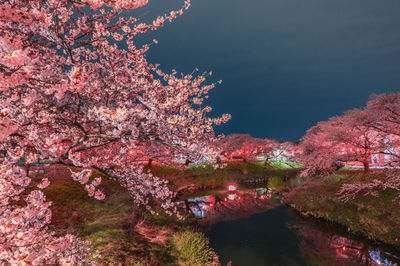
<box><xmin>26</xmin><ymin>162</ymin><xmax>300</xmax><ymax>264</ymax></box>
<box><xmin>285</xmin><ymin>170</ymin><xmax>400</xmax><ymax>249</ymax></box>
<box><xmin>30</xmin><ymin>168</ymin><xmax>219</xmax><ymax>265</ymax></box>
<box><xmin>150</xmin><ymin>161</ymin><xmax>300</xmax><ymax>190</ymax></box>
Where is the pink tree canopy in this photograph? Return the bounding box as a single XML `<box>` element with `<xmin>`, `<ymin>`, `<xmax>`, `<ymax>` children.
<box><xmin>299</xmin><ymin>108</ymin><xmax>380</xmax><ymax>176</ymax></box>
<box><xmin>216</xmin><ymin>134</ymin><xmax>278</xmax><ymax>162</ymax></box>
<box><xmin>299</xmin><ymin>93</ymin><xmax>400</xmax><ymax>203</ymax></box>
<box><xmin>0</xmin><ymin>0</ymin><xmax>230</xmax><ymax>263</ymax></box>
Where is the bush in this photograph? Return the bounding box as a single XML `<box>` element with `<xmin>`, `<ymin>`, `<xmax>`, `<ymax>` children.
<box><xmin>173</xmin><ymin>230</ymin><xmax>214</xmax><ymax>265</ymax></box>
<box><xmin>268</xmin><ymin>161</ymin><xmax>302</xmax><ymax>169</ymax></box>
<box><xmin>268</xmin><ymin>176</ymin><xmax>284</xmax><ymax>189</ymax></box>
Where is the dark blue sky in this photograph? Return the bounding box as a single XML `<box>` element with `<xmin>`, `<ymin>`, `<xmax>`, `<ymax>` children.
<box><xmin>134</xmin><ymin>0</ymin><xmax>400</xmax><ymax>141</ymax></box>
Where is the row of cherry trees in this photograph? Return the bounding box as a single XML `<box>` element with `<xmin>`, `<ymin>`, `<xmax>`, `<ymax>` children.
<box><xmin>214</xmin><ymin>134</ymin><xmax>300</xmax><ymax>165</ymax></box>
<box><xmin>297</xmin><ymin>93</ymin><xmax>400</xmax><ymax>201</ymax></box>
<box><xmin>298</xmin><ymin>93</ymin><xmax>400</xmax><ymax>176</ymax></box>
<box><xmin>215</xmin><ymin>134</ymin><xmax>278</xmax><ymax>162</ymax></box>
<box><xmin>0</xmin><ymin>0</ymin><xmax>230</xmax><ymax>263</ymax></box>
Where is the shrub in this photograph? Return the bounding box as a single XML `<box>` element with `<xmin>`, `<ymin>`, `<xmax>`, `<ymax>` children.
<box><xmin>268</xmin><ymin>176</ymin><xmax>284</xmax><ymax>189</ymax></box>
<box><xmin>173</xmin><ymin>230</ymin><xmax>214</xmax><ymax>265</ymax></box>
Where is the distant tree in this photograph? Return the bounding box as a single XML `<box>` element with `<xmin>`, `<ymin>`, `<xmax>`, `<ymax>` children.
<box><xmin>338</xmin><ymin>93</ymin><xmax>400</xmax><ymax>203</ymax></box>
<box><xmin>0</xmin><ymin>0</ymin><xmax>230</xmax><ymax>263</ymax></box>
<box><xmin>270</xmin><ymin>141</ymin><xmax>302</xmax><ymax>165</ymax></box>
<box><xmin>365</xmin><ymin>93</ymin><xmax>400</xmax><ymax>166</ymax></box>
<box><xmin>217</xmin><ymin>134</ymin><xmax>277</xmax><ymax>162</ymax></box>
<box><xmin>298</xmin><ymin>123</ymin><xmax>343</xmax><ymax>176</ymax></box>
<box><xmin>299</xmin><ymin>108</ymin><xmax>379</xmax><ymax>176</ymax></box>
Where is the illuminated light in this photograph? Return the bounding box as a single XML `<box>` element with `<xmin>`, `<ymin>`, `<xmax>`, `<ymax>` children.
<box><xmin>357</xmin><ymin>148</ymin><xmax>360</xmax><ymax>152</ymax></box>
<box><xmin>43</xmin><ymin>144</ymin><xmax>48</xmax><ymax>149</ymax></box>
<box><xmin>342</xmin><ymin>148</ymin><xmax>345</xmax><ymax>151</ymax></box>
<box><xmin>24</xmin><ymin>141</ymin><xmax>29</xmax><ymax>146</ymax></box>
<box><xmin>228</xmin><ymin>185</ymin><xmax>236</xmax><ymax>191</ymax></box>
<box><xmin>228</xmin><ymin>194</ymin><xmax>235</xmax><ymax>200</ymax></box>
<box><xmin>350</xmin><ymin>148</ymin><xmax>353</xmax><ymax>152</ymax></box>
<box><xmin>129</xmin><ymin>150</ymin><xmax>134</xmax><ymax>155</ymax></box>
<box><xmin>58</xmin><ymin>145</ymin><xmax>64</xmax><ymax>152</ymax></box>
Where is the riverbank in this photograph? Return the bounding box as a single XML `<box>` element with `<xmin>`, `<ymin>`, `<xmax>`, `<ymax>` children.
<box><xmin>284</xmin><ymin>170</ymin><xmax>400</xmax><ymax>250</ymax></box>
<box><xmin>151</xmin><ymin>161</ymin><xmax>299</xmax><ymax>191</ymax></box>
<box><xmin>28</xmin><ymin>162</ymin><xmax>298</xmax><ymax>264</ymax></box>
<box><xmin>30</xmin><ymin>168</ymin><xmax>219</xmax><ymax>265</ymax></box>
<box><xmin>31</xmin><ymin>163</ymin><xmax>400</xmax><ymax>263</ymax></box>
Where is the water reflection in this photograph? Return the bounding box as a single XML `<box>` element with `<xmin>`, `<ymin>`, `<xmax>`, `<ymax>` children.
<box><xmin>289</xmin><ymin>216</ymin><xmax>400</xmax><ymax>266</ymax></box>
<box><xmin>187</xmin><ymin>195</ymin><xmax>215</xmax><ymax>218</ymax></box>
<box><xmin>185</xmin><ymin>187</ymin><xmax>279</xmax><ymax>224</ymax></box>
<box><xmin>187</xmin><ymin>187</ymin><xmax>400</xmax><ymax>265</ymax></box>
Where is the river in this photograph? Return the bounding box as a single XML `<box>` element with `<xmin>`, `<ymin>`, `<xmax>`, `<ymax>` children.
<box><xmin>183</xmin><ymin>187</ymin><xmax>400</xmax><ymax>265</ymax></box>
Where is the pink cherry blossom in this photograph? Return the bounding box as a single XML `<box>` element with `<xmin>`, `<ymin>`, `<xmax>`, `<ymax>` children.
<box><xmin>0</xmin><ymin>0</ymin><xmax>230</xmax><ymax>263</ymax></box>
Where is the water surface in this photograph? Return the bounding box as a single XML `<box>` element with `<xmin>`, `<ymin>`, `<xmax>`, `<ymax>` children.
<box><xmin>186</xmin><ymin>188</ymin><xmax>400</xmax><ymax>265</ymax></box>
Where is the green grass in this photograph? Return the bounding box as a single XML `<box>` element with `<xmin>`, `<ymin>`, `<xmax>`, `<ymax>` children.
<box><xmin>29</xmin><ymin>167</ymin><xmax>216</xmax><ymax>265</ymax></box>
<box><xmin>25</xmin><ymin>162</ymin><xmax>301</xmax><ymax>264</ymax></box>
<box><xmin>267</xmin><ymin>160</ymin><xmax>302</xmax><ymax>169</ymax></box>
<box><xmin>171</xmin><ymin>230</ymin><xmax>216</xmax><ymax>265</ymax></box>
<box><xmin>286</xmin><ymin>170</ymin><xmax>400</xmax><ymax>248</ymax></box>
<box><xmin>268</xmin><ymin>176</ymin><xmax>284</xmax><ymax>189</ymax></box>
<box><xmin>151</xmin><ymin>161</ymin><xmax>300</xmax><ymax>190</ymax></box>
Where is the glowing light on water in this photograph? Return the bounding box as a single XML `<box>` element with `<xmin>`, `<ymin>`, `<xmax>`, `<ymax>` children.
<box><xmin>228</xmin><ymin>185</ymin><xmax>236</xmax><ymax>191</ymax></box>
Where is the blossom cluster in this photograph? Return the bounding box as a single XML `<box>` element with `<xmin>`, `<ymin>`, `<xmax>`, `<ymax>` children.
<box><xmin>0</xmin><ymin>0</ymin><xmax>229</xmax><ymax>263</ymax></box>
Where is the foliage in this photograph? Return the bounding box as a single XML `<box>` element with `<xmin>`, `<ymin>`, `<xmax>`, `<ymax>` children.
<box><xmin>172</xmin><ymin>230</ymin><xmax>215</xmax><ymax>265</ymax></box>
<box><xmin>215</xmin><ymin>134</ymin><xmax>278</xmax><ymax>161</ymax></box>
<box><xmin>298</xmin><ymin>93</ymin><xmax>400</xmax><ymax>202</ymax></box>
<box><xmin>298</xmin><ymin>108</ymin><xmax>378</xmax><ymax>176</ymax></box>
<box><xmin>338</xmin><ymin>170</ymin><xmax>400</xmax><ymax>203</ymax></box>
<box><xmin>30</xmin><ymin>171</ymin><xmax>208</xmax><ymax>265</ymax></box>
<box><xmin>286</xmin><ymin>171</ymin><xmax>400</xmax><ymax>248</ymax></box>
<box><xmin>0</xmin><ymin>0</ymin><xmax>230</xmax><ymax>263</ymax></box>
<box><xmin>268</xmin><ymin>176</ymin><xmax>284</xmax><ymax>189</ymax></box>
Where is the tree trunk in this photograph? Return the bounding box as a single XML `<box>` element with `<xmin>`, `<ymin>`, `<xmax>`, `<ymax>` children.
<box><xmin>147</xmin><ymin>158</ymin><xmax>153</xmax><ymax>168</ymax></box>
<box><xmin>363</xmin><ymin>161</ymin><xmax>370</xmax><ymax>173</ymax></box>
<box><xmin>25</xmin><ymin>163</ymin><xmax>31</xmax><ymax>177</ymax></box>
<box><xmin>185</xmin><ymin>159</ymin><xmax>190</xmax><ymax>166</ymax></box>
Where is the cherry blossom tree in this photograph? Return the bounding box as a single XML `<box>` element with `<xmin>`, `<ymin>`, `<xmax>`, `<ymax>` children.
<box><xmin>365</xmin><ymin>93</ymin><xmax>400</xmax><ymax>167</ymax></box>
<box><xmin>216</xmin><ymin>134</ymin><xmax>277</xmax><ymax>162</ymax></box>
<box><xmin>299</xmin><ymin>108</ymin><xmax>380</xmax><ymax>176</ymax></box>
<box><xmin>0</xmin><ymin>0</ymin><xmax>230</xmax><ymax>263</ymax></box>
<box><xmin>299</xmin><ymin>93</ymin><xmax>400</xmax><ymax>203</ymax></box>
<box><xmin>337</xmin><ymin>93</ymin><xmax>400</xmax><ymax>202</ymax></box>
<box><xmin>269</xmin><ymin>141</ymin><xmax>302</xmax><ymax>166</ymax></box>
<box><xmin>338</xmin><ymin>170</ymin><xmax>400</xmax><ymax>203</ymax></box>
